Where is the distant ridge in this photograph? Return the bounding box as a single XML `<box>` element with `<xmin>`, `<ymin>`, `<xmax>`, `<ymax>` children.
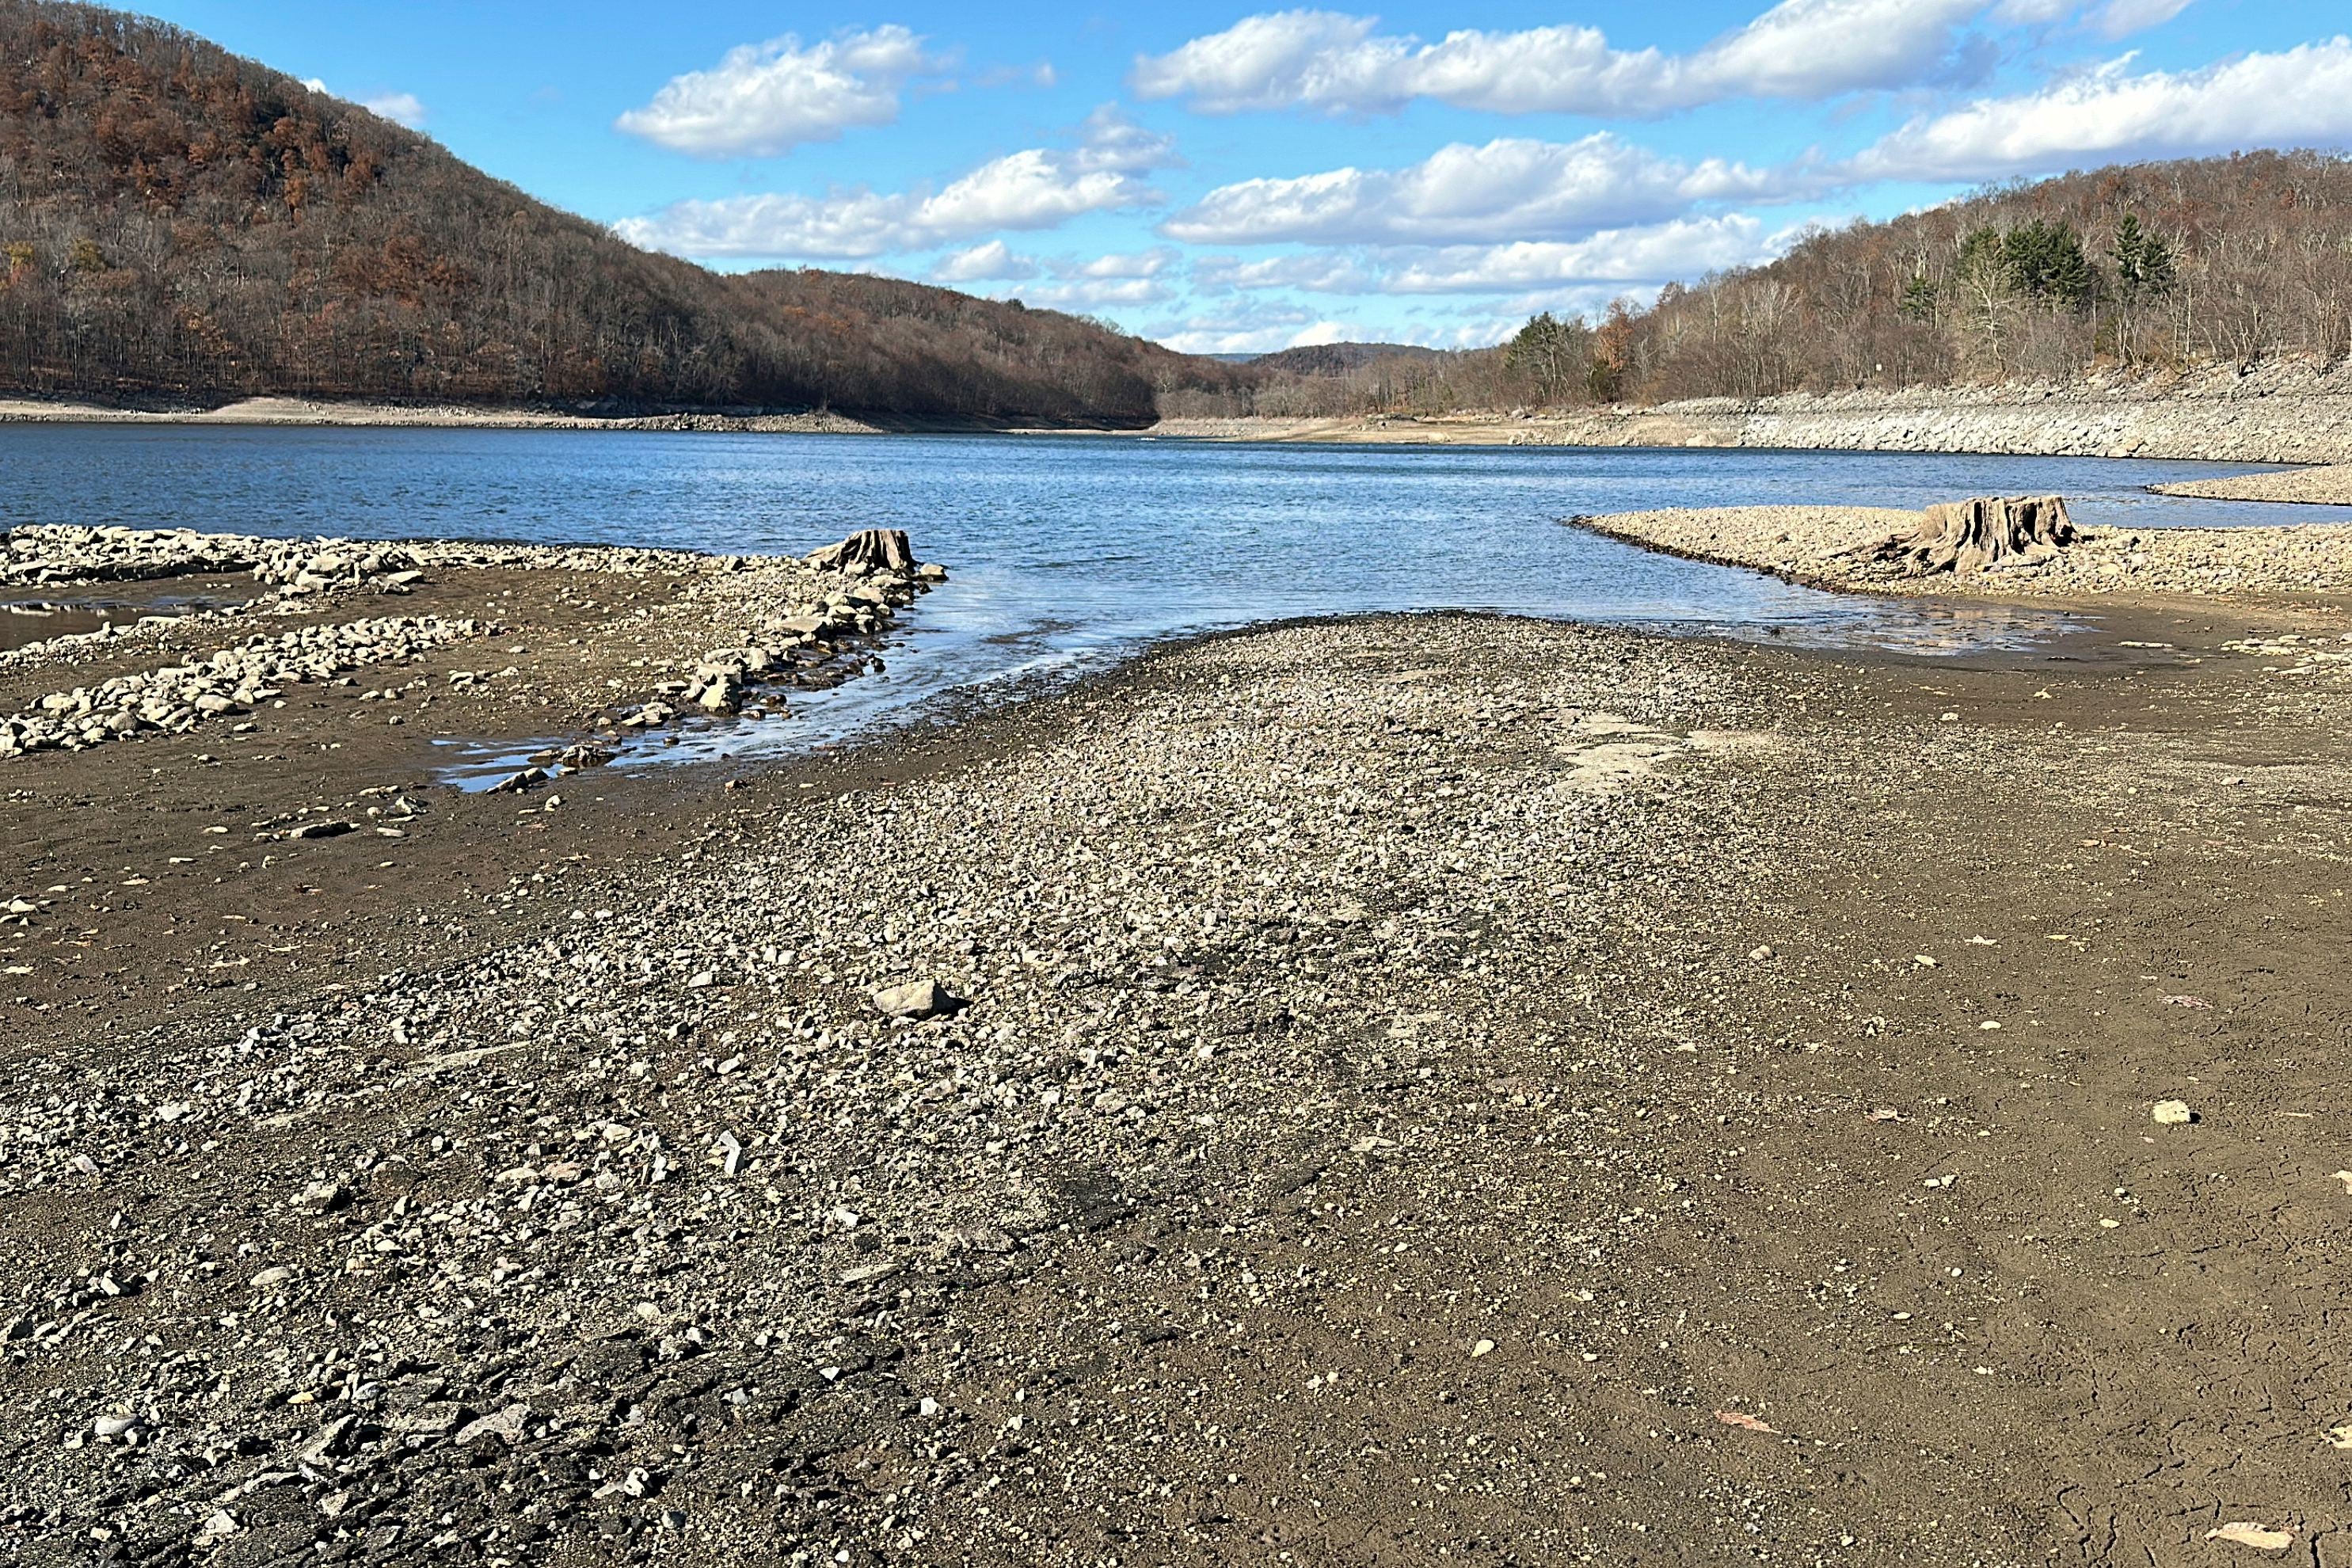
<box><xmin>1249</xmin><ymin>343</ymin><xmax>1447</xmax><ymax>375</ymax></box>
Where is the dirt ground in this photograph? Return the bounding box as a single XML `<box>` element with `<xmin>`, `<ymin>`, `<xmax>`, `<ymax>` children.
<box><xmin>4</xmin><ymin>554</ymin><xmax>2352</xmax><ymax>1567</ymax></box>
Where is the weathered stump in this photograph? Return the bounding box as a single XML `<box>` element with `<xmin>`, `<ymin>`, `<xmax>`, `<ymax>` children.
<box><xmin>1863</xmin><ymin>495</ymin><xmax>2076</xmax><ymax>576</ymax></box>
<box><xmin>808</xmin><ymin>528</ymin><xmax>915</xmax><ymax>576</ymax></box>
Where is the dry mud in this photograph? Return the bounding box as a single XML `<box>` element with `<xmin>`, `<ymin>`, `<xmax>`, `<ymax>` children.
<box><xmin>4</xmin><ymin>527</ymin><xmax>2352</xmax><ymax>1566</ymax></box>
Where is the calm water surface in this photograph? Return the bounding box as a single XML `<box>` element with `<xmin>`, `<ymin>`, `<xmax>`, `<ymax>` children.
<box><xmin>0</xmin><ymin>424</ymin><xmax>2321</xmax><ymax>760</ymax></box>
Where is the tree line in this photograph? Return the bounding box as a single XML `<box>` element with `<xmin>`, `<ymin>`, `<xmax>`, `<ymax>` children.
<box><xmin>1170</xmin><ymin>149</ymin><xmax>2352</xmax><ymax>420</ymax></box>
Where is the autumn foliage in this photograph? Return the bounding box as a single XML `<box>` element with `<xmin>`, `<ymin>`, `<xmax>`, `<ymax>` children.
<box><xmin>0</xmin><ymin>1</ymin><xmax>1245</xmax><ymax>422</ymax></box>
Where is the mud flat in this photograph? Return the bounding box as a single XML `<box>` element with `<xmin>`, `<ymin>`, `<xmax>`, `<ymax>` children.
<box><xmin>1572</xmin><ymin>502</ymin><xmax>2352</xmax><ymax>603</ymax></box>
<box><xmin>4</xmin><ymin>521</ymin><xmax>2352</xmax><ymax>1565</ymax></box>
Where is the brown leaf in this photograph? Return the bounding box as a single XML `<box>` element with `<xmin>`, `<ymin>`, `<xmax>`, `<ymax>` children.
<box><xmin>1714</xmin><ymin>1410</ymin><xmax>1777</xmax><ymax>1434</ymax></box>
<box><xmin>2207</xmin><ymin>1521</ymin><xmax>2293</xmax><ymax>1551</ymax></box>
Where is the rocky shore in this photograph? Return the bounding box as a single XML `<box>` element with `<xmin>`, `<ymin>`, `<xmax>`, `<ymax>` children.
<box><xmin>1570</xmin><ymin>503</ymin><xmax>2352</xmax><ymax>603</ymax></box>
<box><xmin>5</xmin><ymin>521</ymin><xmax>2352</xmax><ymax>1565</ymax></box>
<box><xmin>0</xmin><ymin>398</ymin><xmax>888</xmax><ymax>435</ymax></box>
<box><xmin>0</xmin><ymin>524</ymin><xmax>942</xmax><ymax>763</ymax></box>
<box><xmin>1153</xmin><ymin>360</ymin><xmax>2352</xmax><ymax>465</ymax></box>
<box><xmin>2149</xmin><ymin>463</ymin><xmax>2352</xmax><ymax>506</ymax></box>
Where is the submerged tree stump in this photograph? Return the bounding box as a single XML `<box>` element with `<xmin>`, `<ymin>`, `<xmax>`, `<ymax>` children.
<box><xmin>808</xmin><ymin>527</ymin><xmax>916</xmax><ymax>576</ymax></box>
<box><xmin>1863</xmin><ymin>494</ymin><xmax>2076</xmax><ymax>576</ymax></box>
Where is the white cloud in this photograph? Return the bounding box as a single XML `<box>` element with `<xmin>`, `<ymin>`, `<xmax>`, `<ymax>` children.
<box><xmin>1073</xmin><ymin>248</ymin><xmax>1178</xmax><ymax>279</ymax></box>
<box><xmin>615</xmin><ymin>25</ymin><xmax>946</xmax><ymax>158</ymax></box>
<box><xmin>1163</xmin><ymin>133</ymin><xmax>1807</xmax><ymax>246</ymax></box>
<box><xmin>1188</xmin><ymin>215</ymin><xmax>1785</xmax><ymax>302</ymax></box>
<box><xmin>1133</xmin><ymin>1</ymin><xmax>1992</xmax><ymax>118</ymax></box>
<box><xmin>933</xmin><ymin>241</ymin><xmax>1039</xmax><ymax>282</ymax></box>
<box><xmin>615</xmin><ymin>112</ymin><xmax>1176</xmax><ymax>260</ymax></box>
<box><xmin>1851</xmin><ymin>37</ymin><xmax>2352</xmax><ymax>181</ymax></box>
<box><xmin>362</xmin><ymin>91</ymin><xmax>428</xmax><ymax>129</ymax></box>
<box><xmin>1020</xmin><ymin>276</ymin><xmax>1176</xmax><ymax>309</ymax></box>
<box><xmin>1196</xmin><ymin>252</ymin><xmax>1383</xmax><ymax>293</ymax></box>
<box><xmin>303</xmin><ymin>78</ymin><xmax>428</xmax><ymax>129</ymax></box>
<box><xmin>1385</xmin><ymin>215</ymin><xmax>1783</xmax><ymax>292</ymax></box>
<box><xmin>2087</xmin><ymin>0</ymin><xmax>2196</xmax><ymax>39</ymax></box>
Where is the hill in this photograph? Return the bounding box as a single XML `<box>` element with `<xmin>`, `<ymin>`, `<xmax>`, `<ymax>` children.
<box><xmin>1527</xmin><ymin>149</ymin><xmax>2352</xmax><ymax>408</ymax></box>
<box><xmin>0</xmin><ymin>0</ymin><xmax>1245</xmax><ymax>424</ymax></box>
<box><xmin>1247</xmin><ymin>342</ymin><xmax>1444</xmax><ymax>375</ymax></box>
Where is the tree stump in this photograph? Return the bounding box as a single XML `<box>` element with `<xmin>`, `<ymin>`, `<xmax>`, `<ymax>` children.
<box><xmin>1863</xmin><ymin>495</ymin><xmax>2076</xmax><ymax>576</ymax></box>
<box><xmin>807</xmin><ymin>528</ymin><xmax>915</xmax><ymax>576</ymax></box>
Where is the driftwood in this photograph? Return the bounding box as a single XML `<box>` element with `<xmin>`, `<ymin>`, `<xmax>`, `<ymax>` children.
<box><xmin>807</xmin><ymin>527</ymin><xmax>916</xmax><ymax>577</ymax></box>
<box><xmin>1859</xmin><ymin>495</ymin><xmax>2076</xmax><ymax>576</ymax></box>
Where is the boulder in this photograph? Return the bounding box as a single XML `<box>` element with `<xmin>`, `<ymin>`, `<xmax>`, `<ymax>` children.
<box><xmin>870</xmin><ymin>978</ymin><xmax>960</xmax><ymax>1020</ymax></box>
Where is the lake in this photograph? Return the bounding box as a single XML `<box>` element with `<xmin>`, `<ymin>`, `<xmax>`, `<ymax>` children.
<box><xmin>0</xmin><ymin>424</ymin><xmax>2321</xmax><ymax>758</ymax></box>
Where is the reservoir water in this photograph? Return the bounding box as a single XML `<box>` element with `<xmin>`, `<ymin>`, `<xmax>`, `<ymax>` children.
<box><xmin>0</xmin><ymin>424</ymin><xmax>2323</xmax><ymax>758</ymax></box>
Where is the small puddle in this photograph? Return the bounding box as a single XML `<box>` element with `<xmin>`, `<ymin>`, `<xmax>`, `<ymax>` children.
<box><xmin>1</xmin><ymin>585</ymin><xmax>238</xmax><ymax>654</ymax></box>
<box><xmin>0</xmin><ymin>603</ymin><xmax>117</xmax><ymax>652</ymax></box>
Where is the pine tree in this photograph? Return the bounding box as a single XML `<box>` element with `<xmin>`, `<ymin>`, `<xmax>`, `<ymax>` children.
<box><xmin>2001</xmin><ymin>220</ymin><xmax>2097</xmax><ymax>311</ymax></box>
<box><xmin>2111</xmin><ymin>215</ymin><xmax>2175</xmax><ymax>299</ymax></box>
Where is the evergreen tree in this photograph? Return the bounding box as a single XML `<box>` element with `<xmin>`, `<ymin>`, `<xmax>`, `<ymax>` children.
<box><xmin>2111</xmin><ymin>214</ymin><xmax>2175</xmax><ymax>299</ymax></box>
<box><xmin>2002</xmin><ymin>219</ymin><xmax>2098</xmax><ymax>310</ymax></box>
<box><xmin>1900</xmin><ymin>273</ymin><xmax>1939</xmax><ymax>322</ymax></box>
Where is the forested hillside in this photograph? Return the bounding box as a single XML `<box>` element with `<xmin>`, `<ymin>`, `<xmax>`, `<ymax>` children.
<box><xmin>0</xmin><ymin>0</ymin><xmax>1244</xmax><ymax>422</ymax></box>
<box><xmin>1171</xmin><ymin>150</ymin><xmax>2352</xmax><ymax>421</ymax></box>
<box><xmin>1589</xmin><ymin>150</ymin><xmax>2352</xmax><ymax>404</ymax></box>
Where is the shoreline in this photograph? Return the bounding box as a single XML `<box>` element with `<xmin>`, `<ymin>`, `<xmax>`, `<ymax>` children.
<box><xmin>13</xmin><ymin>365</ymin><xmax>2352</xmax><ymax>480</ymax></box>
<box><xmin>8</xmin><ymin>523</ymin><xmax>2352</xmax><ymax>1561</ymax></box>
<box><xmin>1566</xmin><ymin>502</ymin><xmax>2352</xmax><ymax>605</ymax></box>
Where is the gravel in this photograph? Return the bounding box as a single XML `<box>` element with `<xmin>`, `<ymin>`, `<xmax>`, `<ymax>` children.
<box><xmin>1570</xmin><ymin>504</ymin><xmax>2352</xmax><ymax>600</ymax></box>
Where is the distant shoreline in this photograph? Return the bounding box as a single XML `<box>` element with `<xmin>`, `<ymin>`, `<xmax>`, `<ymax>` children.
<box><xmin>12</xmin><ymin>378</ymin><xmax>2352</xmax><ymax>499</ymax></box>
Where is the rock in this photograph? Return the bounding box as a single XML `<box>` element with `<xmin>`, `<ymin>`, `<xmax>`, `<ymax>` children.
<box><xmin>453</xmin><ymin>1403</ymin><xmax>532</xmax><ymax>1446</ymax></box>
<box><xmin>870</xmin><ymin>978</ymin><xmax>959</xmax><ymax>1020</ymax></box>
<box><xmin>2152</xmin><ymin>1099</ymin><xmax>2196</xmax><ymax>1125</ymax></box>
<box><xmin>249</xmin><ymin>1265</ymin><xmax>295</xmax><ymax>1290</ymax></box>
<box><xmin>294</xmin><ymin>1179</ymin><xmax>349</xmax><ymax>1212</ymax></box>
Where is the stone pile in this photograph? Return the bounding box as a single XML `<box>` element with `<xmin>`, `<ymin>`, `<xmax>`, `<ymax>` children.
<box><xmin>0</xmin><ymin>616</ymin><xmax>477</xmax><ymax>756</ymax></box>
<box><xmin>2</xmin><ymin>524</ymin><xmax>707</xmax><ymax>596</ymax></box>
<box><xmin>653</xmin><ymin>542</ymin><xmax>944</xmax><ymax>720</ymax></box>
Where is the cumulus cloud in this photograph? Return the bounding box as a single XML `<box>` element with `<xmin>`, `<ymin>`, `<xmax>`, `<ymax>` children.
<box><xmin>361</xmin><ymin>91</ymin><xmax>428</xmax><ymax>130</ymax></box>
<box><xmin>1133</xmin><ymin>1</ymin><xmax>1994</xmax><ymax>117</ymax></box>
<box><xmin>935</xmin><ymin>245</ymin><xmax>1178</xmax><ymax>293</ymax></box>
<box><xmin>303</xmin><ymin>78</ymin><xmax>428</xmax><ymax>129</ymax></box>
<box><xmin>1187</xmin><ymin>215</ymin><xmax>1784</xmax><ymax>303</ymax></box>
<box><xmin>1383</xmin><ymin>215</ymin><xmax>1785</xmax><ymax>293</ymax></box>
<box><xmin>1148</xmin><ymin>301</ymin><xmax>1328</xmax><ymax>355</ymax></box>
<box><xmin>615</xmin><ymin>111</ymin><xmax>1177</xmax><ymax>261</ymax></box>
<box><xmin>933</xmin><ymin>240</ymin><xmax>1039</xmax><ymax>282</ymax></box>
<box><xmin>1020</xmin><ymin>276</ymin><xmax>1176</xmax><ymax>309</ymax></box>
<box><xmin>1850</xmin><ymin>37</ymin><xmax>2352</xmax><ymax>181</ymax></box>
<box><xmin>1194</xmin><ymin>252</ymin><xmax>1383</xmax><ymax>294</ymax></box>
<box><xmin>1163</xmin><ymin>133</ymin><xmax>1809</xmax><ymax>246</ymax></box>
<box><xmin>615</xmin><ymin>25</ymin><xmax>946</xmax><ymax>158</ymax></box>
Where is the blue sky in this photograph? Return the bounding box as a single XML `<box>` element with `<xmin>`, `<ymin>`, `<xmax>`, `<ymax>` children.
<box><xmin>131</xmin><ymin>2</ymin><xmax>2352</xmax><ymax>352</ymax></box>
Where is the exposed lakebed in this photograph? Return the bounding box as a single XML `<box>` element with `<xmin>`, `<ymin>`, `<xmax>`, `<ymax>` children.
<box><xmin>0</xmin><ymin>424</ymin><xmax>2324</xmax><ymax>764</ymax></box>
